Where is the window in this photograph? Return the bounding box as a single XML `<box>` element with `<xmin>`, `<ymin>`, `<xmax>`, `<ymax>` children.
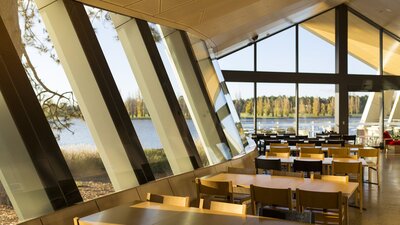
<box><xmin>218</xmin><ymin>45</ymin><xmax>254</xmax><ymax>71</ymax></box>
<box><xmin>256</xmin><ymin>27</ymin><xmax>296</xmax><ymax>72</ymax></box>
<box><xmin>383</xmin><ymin>33</ymin><xmax>400</xmax><ymax>75</ymax></box>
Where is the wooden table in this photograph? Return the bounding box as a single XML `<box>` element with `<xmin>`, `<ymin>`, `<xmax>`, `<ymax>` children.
<box><xmin>257</xmin><ymin>155</ymin><xmax>368</xmax><ymax>166</ymax></box>
<box><xmin>204</xmin><ymin>173</ymin><xmax>358</xmax><ymax>225</ymax></box>
<box><xmin>266</xmin><ymin>146</ymin><xmax>375</xmax><ymax>154</ymax></box>
<box><xmin>77</xmin><ymin>201</ymin><xmax>308</xmax><ymax>225</ymax></box>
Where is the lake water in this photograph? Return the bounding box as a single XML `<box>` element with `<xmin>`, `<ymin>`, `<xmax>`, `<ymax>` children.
<box><xmin>57</xmin><ymin>117</ymin><xmax>362</xmax><ymax>150</ymax></box>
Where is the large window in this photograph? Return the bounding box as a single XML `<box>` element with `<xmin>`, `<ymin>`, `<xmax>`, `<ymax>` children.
<box><xmin>383</xmin><ymin>33</ymin><xmax>400</xmax><ymax>75</ymax></box>
<box><xmin>299</xmin><ymin>84</ymin><xmax>335</xmax><ymax>136</ymax></box>
<box><xmin>257</xmin><ymin>83</ymin><xmax>296</xmax><ymax>134</ymax></box>
<box><xmin>256</xmin><ymin>27</ymin><xmax>296</xmax><ymax>72</ymax></box>
<box><xmin>384</xmin><ymin>90</ymin><xmax>400</xmax><ymax>137</ymax></box>
<box><xmin>218</xmin><ymin>45</ymin><xmax>254</xmax><ymax>71</ymax></box>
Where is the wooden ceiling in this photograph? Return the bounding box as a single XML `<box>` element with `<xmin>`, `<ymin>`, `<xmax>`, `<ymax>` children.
<box><xmin>75</xmin><ymin>0</ymin><xmax>400</xmax><ymax>60</ymax></box>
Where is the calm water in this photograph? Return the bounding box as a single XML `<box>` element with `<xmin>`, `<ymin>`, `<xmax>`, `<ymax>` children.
<box><xmin>57</xmin><ymin>117</ymin><xmax>362</xmax><ymax>150</ymax></box>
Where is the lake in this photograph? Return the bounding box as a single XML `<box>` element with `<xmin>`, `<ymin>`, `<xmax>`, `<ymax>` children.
<box><xmin>56</xmin><ymin>117</ymin><xmax>362</xmax><ymax>150</ymax></box>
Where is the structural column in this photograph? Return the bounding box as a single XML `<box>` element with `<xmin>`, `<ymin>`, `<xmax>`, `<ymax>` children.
<box><xmin>160</xmin><ymin>28</ymin><xmax>229</xmax><ymax>164</ymax></box>
<box><xmin>36</xmin><ymin>0</ymin><xmax>154</xmax><ymax>189</ymax></box>
<box><xmin>0</xmin><ymin>15</ymin><xmax>80</xmax><ymax>219</ymax></box>
<box><xmin>112</xmin><ymin>15</ymin><xmax>199</xmax><ymax>172</ymax></box>
<box><xmin>335</xmin><ymin>4</ymin><xmax>349</xmax><ymax>134</ymax></box>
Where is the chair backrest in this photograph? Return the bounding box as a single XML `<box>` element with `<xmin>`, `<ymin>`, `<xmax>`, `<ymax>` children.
<box><xmin>195</xmin><ymin>178</ymin><xmax>233</xmax><ymax>202</ymax></box>
<box><xmin>255</xmin><ymin>158</ymin><xmax>281</xmax><ymax>173</ymax></box>
<box><xmin>250</xmin><ymin>185</ymin><xmax>292</xmax><ymax>215</ymax></box>
<box><xmin>227</xmin><ymin>167</ymin><xmax>256</xmax><ymax>175</ymax></box>
<box><xmin>332</xmin><ymin>154</ymin><xmax>358</xmax><ymax>160</ymax></box>
<box><xmin>146</xmin><ymin>193</ymin><xmax>190</xmax><ymax>207</ymax></box>
<box><xmin>270</xmin><ymin>143</ymin><xmax>289</xmax><ymax>147</ymax></box>
<box><xmin>204</xmin><ymin>200</ymin><xmax>246</xmax><ymax>215</ymax></box>
<box><xmin>344</xmin><ymin>144</ymin><xmax>363</xmax><ymax>148</ymax></box>
<box><xmin>293</xmin><ymin>160</ymin><xmax>322</xmax><ymax>175</ymax></box>
<box><xmin>327</xmin><ymin>139</ymin><xmax>345</xmax><ymax>146</ymax></box>
<box><xmin>320</xmin><ymin>175</ymin><xmax>349</xmax><ymax>182</ymax></box>
<box><xmin>296</xmin><ymin>143</ymin><xmax>315</xmax><ymax>148</ymax></box>
<box><xmin>266</xmin><ymin>152</ymin><xmax>290</xmax><ymax>158</ymax></box>
<box><xmin>270</xmin><ymin>147</ymin><xmax>290</xmax><ymax>153</ymax></box>
<box><xmin>332</xmin><ymin>161</ymin><xmax>362</xmax><ymax>177</ymax></box>
<box><xmin>270</xmin><ymin>170</ymin><xmax>304</xmax><ymax>178</ymax></box>
<box><xmin>328</xmin><ymin>147</ymin><xmax>350</xmax><ymax>157</ymax></box>
<box><xmin>358</xmin><ymin>148</ymin><xmax>379</xmax><ymax>159</ymax></box>
<box><xmin>300</xmin><ymin>147</ymin><xmax>321</xmax><ymax>154</ymax></box>
<box><xmin>299</xmin><ymin>153</ymin><xmax>324</xmax><ymax>160</ymax></box>
<box><xmin>322</xmin><ymin>143</ymin><xmax>341</xmax><ymax>148</ymax></box>
<box><xmin>308</xmin><ymin>139</ymin><xmax>325</xmax><ymax>146</ymax></box>
<box><xmin>296</xmin><ymin>189</ymin><xmax>344</xmax><ymax>225</ymax></box>
<box><xmin>288</xmin><ymin>139</ymin><xmax>304</xmax><ymax>146</ymax></box>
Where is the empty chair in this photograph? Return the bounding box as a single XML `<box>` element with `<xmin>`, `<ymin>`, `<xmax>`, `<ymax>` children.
<box><xmin>265</xmin><ymin>139</ymin><xmax>282</xmax><ymax>145</ymax></box>
<box><xmin>296</xmin><ymin>189</ymin><xmax>345</xmax><ymax>225</ymax></box>
<box><xmin>199</xmin><ymin>199</ymin><xmax>246</xmax><ymax>215</ymax></box>
<box><xmin>308</xmin><ymin>139</ymin><xmax>325</xmax><ymax>146</ymax></box>
<box><xmin>358</xmin><ymin>148</ymin><xmax>379</xmax><ymax>187</ymax></box>
<box><xmin>342</xmin><ymin>135</ymin><xmax>356</xmax><ymax>144</ymax></box>
<box><xmin>270</xmin><ymin>170</ymin><xmax>304</xmax><ymax>178</ymax></box>
<box><xmin>195</xmin><ymin>178</ymin><xmax>234</xmax><ymax>203</ymax></box>
<box><xmin>250</xmin><ymin>185</ymin><xmax>292</xmax><ymax>216</ymax></box>
<box><xmin>296</xmin><ymin>135</ymin><xmax>308</xmax><ymax>139</ymax></box>
<box><xmin>327</xmin><ymin>139</ymin><xmax>345</xmax><ymax>146</ymax></box>
<box><xmin>300</xmin><ymin>147</ymin><xmax>322</xmax><ymax>154</ymax></box>
<box><xmin>146</xmin><ymin>193</ymin><xmax>190</xmax><ymax>207</ymax></box>
<box><xmin>322</xmin><ymin>143</ymin><xmax>341</xmax><ymax>148</ymax></box>
<box><xmin>270</xmin><ymin>143</ymin><xmax>289</xmax><ymax>147</ymax></box>
<box><xmin>332</xmin><ymin>161</ymin><xmax>363</xmax><ymax>212</ymax></box>
<box><xmin>270</xmin><ymin>147</ymin><xmax>290</xmax><ymax>154</ymax></box>
<box><xmin>296</xmin><ymin>143</ymin><xmax>315</xmax><ymax>148</ymax></box>
<box><xmin>328</xmin><ymin>147</ymin><xmax>350</xmax><ymax>157</ymax></box>
<box><xmin>288</xmin><ymin>139</ymin><xmax>304</xmax><ymax>146</ymax></box>
<box><xmin>344</xmin><ymin>144</ymin><xmax>363</xmax><ymax>148</ymax></box>
<box><xmin>227</xmin><ymin>167</ymin><xmax>256</xmax><ymax>175</ymax></box>
<box><xmin>328</xmin><ymin>134</ymin><xmax>342</xmax><ymax>139</ymax></box>
<box><xmin>255</xmin><ymin>158</ymin><xmax>281</xmax><ymax>174</ymax></box>
<box><xmin>293</xmin><ymin>159</ymin><xmax>322</xmax><ymax>177</ymax></box>
<box><xmin>299</xmin><ymin>153</ymin><xmax>324</xmax><ymax>160</ymax></box>
<box><xmin>266</xmin><ymin>152</ymin><xmax>290</xmax><ymax>158</ymax></box>
<box><xmin>320</xmin><ymin>175</ymin><xmax>349</xmax><ymax>182</ymax></box>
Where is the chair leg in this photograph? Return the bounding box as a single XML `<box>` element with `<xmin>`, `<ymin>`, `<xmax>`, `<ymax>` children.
<box><xmin>368</xmin><ymin>167</ymin><xmax>372</xmax><ymax>183</ymax></box>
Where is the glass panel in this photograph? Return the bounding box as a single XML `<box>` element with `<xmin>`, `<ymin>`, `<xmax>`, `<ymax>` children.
<box><xmin>218</xmin><ymin>45</ymin><xmax>254</xmax><ymax>71</ymax></box>
<box><xmin>151</xmin><ymin>23</ymin><xmax>208</xmax><ymax>166</ymax></box>
<box><xmin>299</xmin><ymin>10</ymin><xmax>335</xmax><ymax>73</ymax></box>
<box><xmin>383</xmin><ymin>33</ymin><xmax>400</xmax><ymax>75</ymax></box>
<box><xmin>256</xmin><ymin>27</ymin><xmax>295</xmax><ymax>72</ymax></box>
<box><xmin>226</xmin><ymin>82</ymin><xmax>255</xmax><ymax>134</ymax></box>
<box><xmin>384</xmin><ymin>90</ymin><xmax>400</xmax><ymax>138</ymax></box>
<box><xmin>349</xmin><ymin>92</ymin><xmax>381</xmax><ymax>146</ymax></box>
<box><xmin>299</xmin><ymin>84</ymin><xmax>335</xmax><ymax>137</ymax></box>
<box><xmin>86</xmin><ymin>7</ymin><xmax>172</xmax><ymax>179</ymax></box>
<box><xmin>257</xmin><ymin>83</ymin><xmax>296</xmax><ymax>134</ymax></box>
<box><xmin>348</xmin><ymin>12</ymin><xmax>380</xmax><ymax>75</ymax></box>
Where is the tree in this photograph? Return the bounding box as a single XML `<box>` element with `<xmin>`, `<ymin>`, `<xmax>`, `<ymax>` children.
<box><xmin>312</xmin><ymin>97</ymin><xmax>320</xmax><ymax>117</ymax></box>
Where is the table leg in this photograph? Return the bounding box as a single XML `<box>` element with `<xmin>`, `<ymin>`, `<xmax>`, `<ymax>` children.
<box><xmin>344</xmin><ymin>196</ymin><xmax>349</xmax><ymax>225</ymax></box>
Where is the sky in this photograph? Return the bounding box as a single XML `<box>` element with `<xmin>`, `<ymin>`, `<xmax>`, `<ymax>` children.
<box><xmin>23</xmin><ymin>5</ymin><xmax>377</xmax><ymax>103</ymax></box>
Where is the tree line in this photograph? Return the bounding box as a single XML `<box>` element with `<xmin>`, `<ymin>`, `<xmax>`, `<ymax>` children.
<box><xmin>233</xmin><ymin>95</ymin><xmax>368</xmax><ymax>118</ymax></box>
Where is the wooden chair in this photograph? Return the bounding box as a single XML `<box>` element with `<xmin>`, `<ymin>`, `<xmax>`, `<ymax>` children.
<box><xmin>296</xmin><ymin>189</ymin><xmax>345</xmax><ymax>225</ymax></box>
<box><xmin>300</xmin><ymin>147</ymin><xmax>322</xmax><ymax>154</ymax></box>
<box><xmin>358</xmin><ymin>148</ymin><xmax>379</xmax><ymax>187</ymax></box>
<box><xmin>270</xmin><ymin>147</ymin><xmax>290</xmax><ymax>154</ymax></box>
<box><xmin>322</xmin><ymin>143</ymin><xmax>341</xmax><ymax>148</ymax></box>
<box><xmin>344</xmin><ymin>144</ymin><xmax>364</xmax><ymax>148</ymax></box>
<box><xmin>270</xmin><ymin>143</ymin><xmax>289</xmax><ymax>147</ymax></box>
<box><xmin>320</xmin><ymin>175</ymin><xmax>349</xmax><ymax>182</ymax></box>
<box><xmin>332</xmin><ymin>161</ymin><xmax>363</xmax><ymax>212</ymax></box>
<box><xmin>199</xmin><ymin>199</ymin><xmax>246</xmax><ymax>215</ymax></box>
<box><xmin>146</xmin><ymin>193</ymin><xmax>190</xmax><ymax>207</ymax></box>
<box><xmin>328</xmin><ymin>147</ymin><xmax>350</xmax><ymax>157</ymax></box>
<box><xmin>299</xmin><ymin>153</ymin><xmax>324</xmax><ymax>160</ymax></box>
<box><xmin>255</xmin><ymin>158</ymin><xmax>281</xmax><ymax>173</ymax></box>
<box><xmin>195</xmin><ymin>178</ymin><xmax>234</xmax><ymax>203</ymax></box>
<box><xmin>266</xmin><ymin>152</ymin><xmax>290</xmax><ymax>158</ymax></box>
<box><xmin>250</xmin><ymin>185</ymin><xmax>292</xmax><ymax>215</ymax></box>
<box><xmin>270</xmin><ymin>170</ymin><xmax>304</xmax><ymax>178</ymax></box>
<box><xmin>296</xmin><ymin>143</ymin><xmax>315</xmax><ymax>148</ymax></box>
<box><xmin>293</xmin><ymin>160</ymin><xmax>322</xmax><ymax>178</ymax></box>
<box><xmin>227</xmin><ymin>167</ymin><xmax>256</xmax><ymax>175</ymax></box>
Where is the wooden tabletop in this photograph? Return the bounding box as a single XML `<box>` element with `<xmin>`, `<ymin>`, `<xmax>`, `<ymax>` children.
<box><xmin>204</xmin><ymin>173</ymin><xmax>358</xmax><ymax>197</ymax></box>
<box><xmin>257</xmin><ymin>155</ymin><xmax>368</xmax><ymax>166</ymax></box>
<box><xmin>77</xmin><ymin>201</ymin><xmax>308</xmax><ymax>225</ymax></box>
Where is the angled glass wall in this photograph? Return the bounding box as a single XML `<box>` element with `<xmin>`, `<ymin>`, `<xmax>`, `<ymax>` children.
<box><xmin>256</xmin><ymin>27</ymin><xmax>296</xmax><ymax>72</ymax></box>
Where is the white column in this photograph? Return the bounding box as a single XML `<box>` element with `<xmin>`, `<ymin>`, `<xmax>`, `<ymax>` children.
<box><xmin>159</xmin><ymin>28</ymin><xmax>226</xmax><ymax>164</ymax></box>
<box><xmin>35</xmin><ymin>0</ymin><xmax>138</xmax><ymax>190</ymax></box>
<box><xmin>0</xmin><ymin>92</ymin><xmax>53</xmax><ymax>220</ymax></box>
<box><xmin>388</xmin><ymin>91</ymin><xmax>400</xmax><ymax>123</ymax></box>
<box><xmin>111</xmin><ymin>14</ymin><xmax>193</xmax><ymax>174</ymax></box>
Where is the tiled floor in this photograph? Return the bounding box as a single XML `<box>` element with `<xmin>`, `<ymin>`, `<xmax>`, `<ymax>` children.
<box><xmin>348</xmin><ymin>151</ymin><xmax>400</xmax><ymax>225</ymax></box>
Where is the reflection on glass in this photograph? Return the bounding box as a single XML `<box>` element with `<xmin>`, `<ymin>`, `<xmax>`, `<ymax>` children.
<box><xmin>226</xmin><ymin>82</ymin><xmax>255</xmax><ymax>134</ymax></box>
<box><xmin>348</xmin><ymin>92</ymin><xmax>381</xmax><ymax>146</ymax></box>
<box><xmin>348</xmin><ymin>12</ymin><xmax>379</xmax><ymax>75</ymax></box>
<box><xmin>299</xmin><ymin>10</ymin><xmax>335</xmax><ymax>73</ymax></box>
<box><xmin>256</xmin><ymin>27</ymin><xmax>295</xmax><ymax>72</ymax></box>
<box><xmin>298</xmin><ymin>84</ymin><xmax>335</xmax><ymax>136</ymax></box>
<box><xmin>383</xmin><ymin>33</ymin><xmax>400</xmax><ymax>75</ymax></box>
<box><xmin>218</xmin><ymin>45</ymin><xmax>254</xmax><ymax>71</ymax></box>
<box><xmin>257</xmin><ymin>83</ymin><xmax>296</xmax><ymax>134</ymax></box>
<box><xmin>384</xmin><ymin>90</ymin><xmax>400</xmax><ymax>136</ymax></box>
<box><xmin>87</xmin><ymin>8</ymin><xmax>173</xmax><ymax>179</ymax></box>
